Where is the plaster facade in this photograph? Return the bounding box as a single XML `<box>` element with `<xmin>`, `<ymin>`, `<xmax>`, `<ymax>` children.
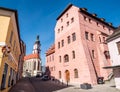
<box><xmin>106</xmin><ymin>27</ymin><xmax>120</xmax><ymax>89</ymax></box>
<box><xmin>46</xmin><ymin>4</ymin><xmax>115</xmax><ymax>85</ymax></box>
<box><xmin>0</xmin><ymin>7</ymin><xmax>24</xmax><ymax>92</ymax></box>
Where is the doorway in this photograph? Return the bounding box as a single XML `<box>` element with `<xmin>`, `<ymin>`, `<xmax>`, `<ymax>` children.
<box><xmin>65</xmin><ymin>70</ymin><xmax>70</xmax><ymax>82</ymax></box>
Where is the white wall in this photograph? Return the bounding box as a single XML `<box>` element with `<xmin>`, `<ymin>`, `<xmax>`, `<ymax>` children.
<box><xmin>108</xmin><ymin>37</ymin><xmax>120</xmax><ymax>66</ymax></box>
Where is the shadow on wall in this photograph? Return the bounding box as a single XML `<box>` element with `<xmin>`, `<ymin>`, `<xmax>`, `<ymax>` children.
<box><xmin>44</xmin><ymin>66</ymin><xmax>72</xmax><ymax>87</ymax></box>
<box><xmin>114</xmin><ymin>69</ymin><xmax>120</xmax><ymax>78</ymax></box>
<box><xmin>44</xmin><ymin>66</ymin><xmax>51</xmax><ymax>77</ymax></box>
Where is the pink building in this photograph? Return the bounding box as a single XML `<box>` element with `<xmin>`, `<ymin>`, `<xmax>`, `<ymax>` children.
<box><xmin>46</xmin><ymin>4</ymin><xmax>115</xmax><ymax>85</ymax></box>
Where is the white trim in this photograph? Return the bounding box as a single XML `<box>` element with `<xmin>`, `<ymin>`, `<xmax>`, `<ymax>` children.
<box><xmin>0</xmin><ymin>42</ymin><xmax>6</xmax><ymax>46</ymax></box>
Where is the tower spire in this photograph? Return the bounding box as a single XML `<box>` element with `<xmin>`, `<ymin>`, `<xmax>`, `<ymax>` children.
<box><xmin>32</xmin><ymin>35</ymin><xmax>41</xmax><ymax>54</ymax></box>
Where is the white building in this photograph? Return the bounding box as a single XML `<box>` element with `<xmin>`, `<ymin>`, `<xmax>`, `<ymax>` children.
<box><xmin>105</xmin><ymin>27</ymin><xmax>120</xmax><ymax>89</ymax></box>
<box><xmin>23</xmin><ymin>36</ymin><xmax>42</xmax><ymax>77</ymax></box>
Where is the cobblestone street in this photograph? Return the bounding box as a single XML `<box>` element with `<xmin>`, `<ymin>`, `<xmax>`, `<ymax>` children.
<box><xmin>9</xmin><ymin>77</ymin><xmax>120</xmax><ymax>92</ymax></box>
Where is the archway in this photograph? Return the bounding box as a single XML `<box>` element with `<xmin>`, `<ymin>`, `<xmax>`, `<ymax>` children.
<box><xmin>65</xmin><ymin>70</ymin><xmax>70</xmax><ymax>82</ymax></box>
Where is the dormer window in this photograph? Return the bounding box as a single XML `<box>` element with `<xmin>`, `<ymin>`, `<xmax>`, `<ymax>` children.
<box><xmin>89</xmin><ymin>19</ymin><xmax>92</xmax><ymax>23</ymax></box>
<box><xmin>84</xmin><ymin>16</ymin><xmax>87</xmax><ymax>21</ymax></box>
<box><xmin>97</xmin><ymin>22</ymin><xmax>99</xmax><ymax>27</ymax></box>
<box><xmin>103</xmin><ymin>26</ymin><xmax>105</xmax><ymax>29</ymax></box>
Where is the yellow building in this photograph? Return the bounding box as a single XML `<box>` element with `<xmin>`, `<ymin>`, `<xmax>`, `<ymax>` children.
<box><xmin>0</xmin><ymin>7</ymin><xmax>25</xmax><ymax>92</ymax></box>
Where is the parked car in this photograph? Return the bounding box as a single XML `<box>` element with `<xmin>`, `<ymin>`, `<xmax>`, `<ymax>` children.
<box><xmin>41</xmin><ymin>75</ymin><xmax>50</xmax><ymax>81</ymax></box>
<box><xmin>36</xmin><ymin>74</ymin><xmax>41</xmax><ymax>78</ymax></box>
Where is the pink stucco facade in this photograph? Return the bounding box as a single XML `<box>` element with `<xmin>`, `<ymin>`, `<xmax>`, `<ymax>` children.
<box><xmin>46</xmin><ymin>4</ymin><xmax>115</xmax><ymax>85</ymax></box>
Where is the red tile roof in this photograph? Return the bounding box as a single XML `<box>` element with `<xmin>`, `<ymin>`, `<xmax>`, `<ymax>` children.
<box><xmin>46</xmin><ymin>44</ymin><xmax>55</xmax><ymax>56</ymax></box>
<box><xmin>24</xmin><ymin>53</ymin><xmax>39</xmax><ymax>61</ymax></box>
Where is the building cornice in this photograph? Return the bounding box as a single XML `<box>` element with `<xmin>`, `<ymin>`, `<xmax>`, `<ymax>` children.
<box><xmin>79</xmin><ymin>8</ymin><xmax>116</xmax><ymax>29</ymax></box>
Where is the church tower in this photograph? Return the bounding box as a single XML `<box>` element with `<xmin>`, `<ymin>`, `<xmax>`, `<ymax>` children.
<box><xmin>32</xmin><ymin>35</ymin><xmax>42</xmax><ymax>75</ymax></box>
<box><xmin>33</xmin><ymin>35</ymin><xmax>41</xmax><ymax>54</ymax></box>
<box><xmin>23</xmin><ymin>35</ymin><xmax>42</xmax><ymax>77</ymax></box>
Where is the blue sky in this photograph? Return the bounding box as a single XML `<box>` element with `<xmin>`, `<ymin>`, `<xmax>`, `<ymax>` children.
<box><xmin>0</xmin><ymin>0</ymin><xmax>120</xmax><ymax>65</ymax></box>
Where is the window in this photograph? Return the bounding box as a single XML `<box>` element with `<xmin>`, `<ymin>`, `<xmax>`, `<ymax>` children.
<box><xmin>59</xmin><ymin>71</ymin><xmax>61</xmax><ymax>79</ymax></box>
<box><xmin>34</xmin><ymin>62</ymin><xmax>36</xmax><ymax>70</ymax></box>
<box><xmin>67</xmin><ymin>36</ymin><xmax>71</xmax><ymax>44</ymax></box>
<box><xmin>8</xmin><ymin>68</ymin><xmax>12</xmax><ymax>87</ymax></box>
<box><xmin>92</xmin><ymin>50</ymin><xmax>95</xmax><ymax>59</ymax></box>
<box><xmin>64</xmin><ymin>54</ymin><xmax>69</xmax><ymax>62</ymax></box>
<box><xmin>74</xmin><ymin>69</ymin><xmax>78</xmax><ymax>78</ymax></box>
<box><xmin>67</xmin><ymin>21</ymin><xmax>69</xmax><ymax>26</ymax></box>
<box><xmin>84</xmin><ymin>16</ymin><xmax>87</xmax><ymax>21</ymax></box>
<box><xmin>9</xmin><ymin>31</ymin><xmax>13</xmax><ymax>45</ymax></box>
<box><xmin>85</xmin><ymin>31</ymin><xmax>89</xmax><ymax>40</ymax></box>
<box><xmin>99</xmin><ymin>37</ymin><xmax>101</xmax><ymax>43</ymax></box>
<box><xmin>61</xmin><ymin>40</ymin><xmax>64</xmax><ymax>47</ymax></box>
<box><xmin>66</xmin><ymin>13</ymin><xmax>68</xmax><ymax>17</ymax></box>
<box><xmin>52</xmin><ymin>54</ymin><xmax>54</xmax><ymax>61</ymax></box>
<box><xmin>50</xmin><ymin>67</ymin><xmax>53</xmax><ymax>71</ymax></box>
<box><xmin>50</xmin><ymin>56</ymin><xmax>51</xmax><ymax>61</ymax></box>
<box><xmin>58</xmin><ymin>42</ymin><xmax>60</xmax><ymax>49</ymax></box>
<box><xmin>71</xmin><ymin>17</ymin><xmax>74</xmax><ymax>23</ymax></box>
<box><xmin>89</xmin><ymin>19</ymin><xmax>92</xmax><ymax>23</ymax></box>
<box><xmin>97</xmin><ymin>22</ymin><xmax>99</xmax><ymax>27</ymax></box>
<box><xmin>47</xmin><ymin>57</ymin><xmax>48</xmax><ymax>62</ymax></box>
<box><xmin>103</xmin><ymin>37</ymin><xmax>106</xmax><ymax>43</ymax></box>
<box><xmin>72</xmin><ymin>51</ymin><xmax>75</xmax><ymax>59</ymax></box>
<box><xmin>1</xmin><ymin>63</ymin><xmax>8</xmax><ymax>90</ymax></box>
<box><xmin>61</xmin><ymin>26</ymin><xmax>63</xmax><ymax>31</ymax></box>
<box><xmin>61</xmin><ymin>18</ymin><xmax>63</xmax><ymax>22</ymax></box>
<box><xmin>90</xmin><ymin>33</ymin><xmax>94</xmax><ymax>41</ymax></box>
<box><xmin>72</xmin><ymin>33</ymin><xmax>76</xmax><ymax>41</ymax></box>
<box><xmin>37</xmin><ymin>61</ymin><xmax>40</xmax><ymax>70</ymax></box>
<box><xmin>58</xmin><ymin>29</ymin><xmax>60</xmax><ymax>33</ymax></box>
<box><xmin>116</xmin><ymin>41</ymin><xmax>120</xmax><ymax>54</ymax></box>
<box><xmin>104</xmin><ymin>51</ymin><xmax>110</xmax><ymax>59</ymax></box>
<box><xmin>103</xmin><ymin>26</ymin><xmax>105</xmax><ymax>29</ymax></box>
<box><xmin>59</xmin><ymin>56</ymin><xmax>61</xmax><ymax>63</ymax></box>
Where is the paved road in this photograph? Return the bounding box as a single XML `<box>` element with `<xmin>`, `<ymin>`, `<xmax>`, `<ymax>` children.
<box><xmin>9</xmin><ymin>77</ymin><xmax>120</xmax><ymax>92</ymax></box>
<box><xmin>29</xmin><ymin>77</ymin><xmax>68</xmax><ymax>92</ymax></box>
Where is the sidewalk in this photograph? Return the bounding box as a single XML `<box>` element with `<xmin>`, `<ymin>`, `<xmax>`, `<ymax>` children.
<box><xmin>9</xmin><ymin>77</ymin><xmax>35</xmax><ymax>92</ymax></box>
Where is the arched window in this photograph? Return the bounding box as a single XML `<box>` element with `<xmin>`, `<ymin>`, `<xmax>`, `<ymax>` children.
<box><xmin>74</xmin><ymin>69</ymin><xmax>78</xmax><ymax>78</ymax></box>
<box><xmin>59</xmin><ymin>71</ymin><xmax>61</xmax><ymax>79</ymax></box>
<box><xmin>33</xmin><ymin>61</ymin><xmax>36</xmax><ymax>70</ymax></box>
<box><xmin>37</xmin><ymin>61</ymin><xmax>40</xmax><ymax>70</ymax></box>
<box><xmin>64</xmin><ymin>54</ymin><xmax>69</xmax><ymax>62</ymax></box>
